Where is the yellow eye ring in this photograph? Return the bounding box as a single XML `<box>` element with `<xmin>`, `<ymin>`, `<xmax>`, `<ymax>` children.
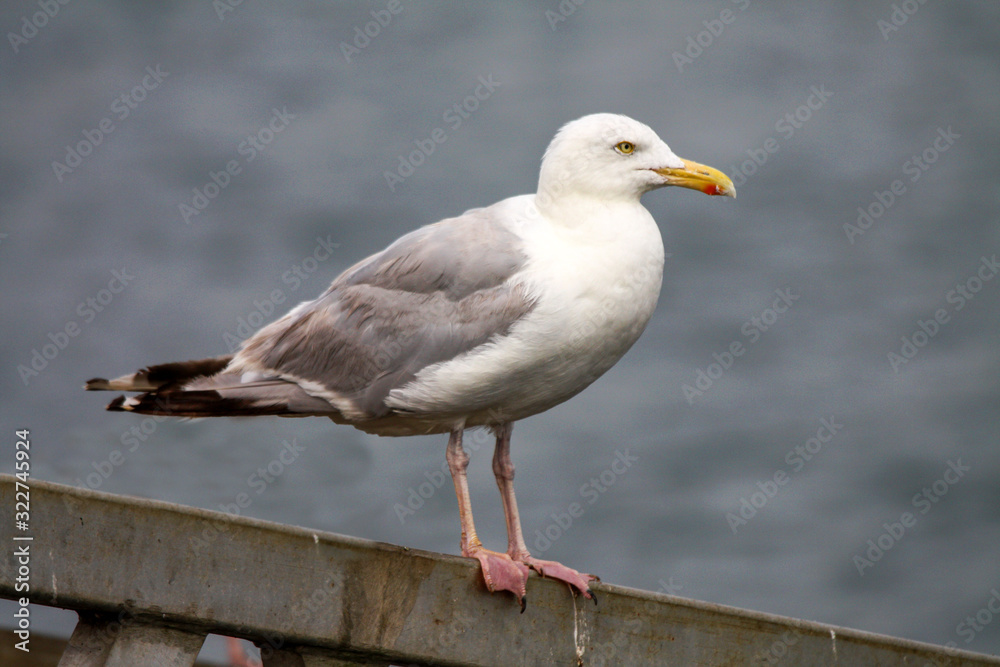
<box><xmin>615</xmin><ymin>141</ymin><xmax>635</xmax><ymax>155</ymax></box>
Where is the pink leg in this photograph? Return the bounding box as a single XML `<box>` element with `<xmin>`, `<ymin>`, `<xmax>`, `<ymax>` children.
<box><xmin>446</xmin><ymin>428</ymin><xmax>529</xmax><ymax>607</ymax></box>
<box><xmin>492</xmin><ymin>423</ymin><xmax>598</xmax><ymax>603</ymax></box>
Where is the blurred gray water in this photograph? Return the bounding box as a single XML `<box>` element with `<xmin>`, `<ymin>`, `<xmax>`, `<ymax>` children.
<box><xmin>1</xmin><ymin>0</ymin><xmax>998</xmax><ymax>661</ymax></box>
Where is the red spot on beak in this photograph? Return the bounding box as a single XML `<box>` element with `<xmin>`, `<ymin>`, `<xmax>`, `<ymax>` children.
<box><xmin>704</xmin><ymin>184</ymin><xmax>722</xmax><ymax>196</ymax></box>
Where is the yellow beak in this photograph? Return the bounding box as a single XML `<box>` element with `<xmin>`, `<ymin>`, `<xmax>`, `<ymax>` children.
<box><xmin>653</xmin><ymin>159</ymin><xmax>736</xmax><ymax>198</ymax></box>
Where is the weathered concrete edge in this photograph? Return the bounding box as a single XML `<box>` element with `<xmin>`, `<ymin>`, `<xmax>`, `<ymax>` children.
<box><xmin>1</xmin><ymin>475</ymin><xmax>998</xmax><ymax>666</ymax></box>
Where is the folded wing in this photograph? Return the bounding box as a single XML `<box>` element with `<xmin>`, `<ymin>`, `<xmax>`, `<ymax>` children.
<box><xmin>227</xmin><ymin>205</ymin><xmax>536</xmax><ymax>419</ymax></box>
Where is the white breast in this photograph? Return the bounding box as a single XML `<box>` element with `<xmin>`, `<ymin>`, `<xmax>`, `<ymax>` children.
<box><xmin>386</xmin><ymin>195</ymin><xmax>665</xmax><ymax>423</ymax></box>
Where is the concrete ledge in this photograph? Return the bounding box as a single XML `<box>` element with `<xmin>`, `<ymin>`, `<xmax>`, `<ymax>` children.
<box><xmin>1</xmin><ymin>475</ymin><xmax>998</xmax><ymax>666</ymax></box>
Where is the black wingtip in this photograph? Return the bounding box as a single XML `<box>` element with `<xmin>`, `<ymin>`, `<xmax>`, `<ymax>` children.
<box><xmin>106</xmin><ymin>395</ymin><xmax>126</xmax><ymax>411</ymax></box>
<box><xmin>84</xmin><ymin>377</ymin><xmax>109</xmax><ymax>390</ymax></box>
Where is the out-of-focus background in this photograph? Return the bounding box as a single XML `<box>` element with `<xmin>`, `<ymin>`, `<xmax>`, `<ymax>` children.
<box><xmin>2</xmin><ymin>1</ymin><xmax>998</xmax><ymax>662</ymax></box>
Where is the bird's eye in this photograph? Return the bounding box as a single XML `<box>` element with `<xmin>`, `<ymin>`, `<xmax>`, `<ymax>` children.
<box><xmin>615</xmin><ymin>141</ymin><xmax>635</xmax><ymax>155</ymax></box>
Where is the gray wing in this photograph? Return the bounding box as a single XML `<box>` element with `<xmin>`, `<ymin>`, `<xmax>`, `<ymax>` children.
<box><xmin>230</xmin><ymin>205</ymin><xmax>535</xmax><ymax>419</ymax></box>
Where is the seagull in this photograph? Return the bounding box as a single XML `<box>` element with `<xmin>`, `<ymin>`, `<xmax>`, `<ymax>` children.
<box><xmin>86</xmin><ymin>113</ymin><xmax>734</xmax><ymax>609</ymax></box>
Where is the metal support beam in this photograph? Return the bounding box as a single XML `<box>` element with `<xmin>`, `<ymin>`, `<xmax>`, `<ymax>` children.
<box><xmin>56</xmin><ymin>612</ymin><xmax>205</xmax><ymax>667</ymax></box>
<box><xmin>2</xmin><ymin>475</ymin><xmax>998</xmax><ymax>666</ymax></box>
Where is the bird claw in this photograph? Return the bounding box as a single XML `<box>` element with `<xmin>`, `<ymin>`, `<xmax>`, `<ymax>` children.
<box><xmin>467</xmin><ymin>547</ymin><xmax>529</xmax><ymax>605</ymax></box>
<box><xmin>467</xmin><ymin>547</ymin><xmax>597</xmax><ymax>610</ymax></box>
<box><xmin>518</xmin><ymin>556</ymin><xmax>598</xmax><ymax>601</ymax></box>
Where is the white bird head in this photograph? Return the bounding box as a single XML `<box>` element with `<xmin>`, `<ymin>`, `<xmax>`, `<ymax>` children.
<box><xmin>537</xmin><ymin>113</ymin><xmax>735</xmax><ymax>207</ymax></box>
